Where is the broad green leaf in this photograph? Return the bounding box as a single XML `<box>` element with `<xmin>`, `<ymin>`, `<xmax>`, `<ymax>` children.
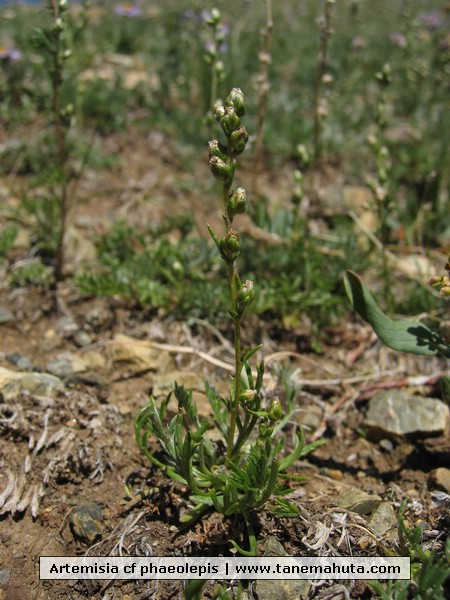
<box><xmin>344</xmin><ymin>270</ymin><xmax>448</xmax><ymax>357</ymax></box>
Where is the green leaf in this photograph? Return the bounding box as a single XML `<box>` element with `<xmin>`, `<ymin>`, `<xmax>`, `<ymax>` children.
<box><xmin>344</xmin><ymin>270</ymin><xmax>449</xmax><ymax>357</ymax></box>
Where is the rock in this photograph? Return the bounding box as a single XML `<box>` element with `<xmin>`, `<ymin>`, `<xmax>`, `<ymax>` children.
<box><xmin>255</xmin><ymin>536</ymin><xmax>311</xmax><ymax>600</ymax></box>
<box><xmin>0</xmin><ymin>568</ymin><xmax>11</xmax><ymax>587</ymax></box>
<box><xmin>429</xmin><ymin>468</ymin><xmax>450</xmax><ymax>494</ymax></box>
<box><xmin>338</xmin><ymin>487</ymin><xmax>381</xmax><ymax>515</ymax></box>
<box><xmin>109</xmin><ymin>334</ymin><xmax>174</xmax><ymax>374</ymax></box>
<box><xmin>39</xmin><ymin>328</ymin><xmax>63</xmax><ymax>352</ymax></box>
<box><xmin>47</xmin><ymin>351</ymin><xmax>88</xmax><ymax>378</ymax></box>
<box><xmin>0</xmin><ymin>366</ymin><xmax>63</xmax><ymax>399</ymax></box>
<box><xmin>0</xmin><ymin>306</ymin><xmax>14</xmax><ymax>324</ymax></box>
<box><xmin>46</xmin><ymin>350</ymin><xmax>106</xmax><ymax>378</ymax></box>
<box><xmin>364</xmin><ymin>390</ymin><xmax>449</xmax><ymax>440</ymax></box>
<box><xmin>6</xmin><ymin>353</ymin><xmax>34</xmax><ymax>371</ymax></box>
<box><xmin>368</xmin><ymin>502</ymin><xmax>397</xmax><ymax>537</ymax></box>
<box><xmin>69</xmin><ymin>502</ymin><xmax>104</xmax><ymax>545</ymax></box>
<box><xmin>73</xmin><ymin>330</ymin><xmax>93</xmax><ymax>347</ymax></box>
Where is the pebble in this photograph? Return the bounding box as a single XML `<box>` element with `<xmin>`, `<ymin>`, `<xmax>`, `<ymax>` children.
<box><xmin>364</xmin><ymin>390</ymin><xmax>449</xmax><ymax>440</ymax></box>
<box><xmin>255</xmin><ymin>537</ymin><xmax>311</xmax><ymax>600</ymax></box>
<box><xmin>0</xmin><ymin>366</ymin><xmax>63</xmax><ymax>399</ymax></box>
<box><xmin>73</xmin><ymin>330</ymin><xmax>93</xmax><ymax>347</ymax></box>
<box><xmin>368</xmin><ymin>502</ymin><xmax>397</xmax><ymax>537</ymax></box>
<box><xmin>338</xmin><ymin>487</ymin><xmax>381</xmax><ymax>515</ymax></box>
<box><xmin>429</xmin><ymin>468</ymin><xmax>450</xmax><ymax>494</ymax></box>
<box><xmin>0</xmin><ymin>569</ymin><xmax>11</xmax><ymax>587</ymax></box>
<box><xmin>69</xmin><ymin>502</ymin><xmax>104</xmax><ymax>545</ymax></box>
<box><xmin>0</xmin><ymin>306</ymin><xmax>14</xmax><ymax>324</ymax></box>
<box><xmin>6</xmin><ymin>353</ymin><xmax>34</xmax><ymax>371</ymax></box>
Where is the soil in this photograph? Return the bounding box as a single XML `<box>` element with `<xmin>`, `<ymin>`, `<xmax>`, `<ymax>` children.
<box><xmin>0</xmin><ymin>125</ymin><xmax>449</xmax><ymax>600</ymax></box>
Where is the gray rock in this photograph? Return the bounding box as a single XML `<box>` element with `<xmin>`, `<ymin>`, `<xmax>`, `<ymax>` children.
<box><xmin>0</xmin><ymin>366</ymin><xmax>63</xmax><ymax>399</ymax></box>
<box><xmin>255</xmin><ymin>537</ymin><xmax>311</xmax><ymax>600</ymax></box>
<box><xmin>70</xmin><ymin>502</ymin><xmax>104</xmax><ymax>545</ymax></box>
<box><xmin>364</xmin><ymin>390</ymin><xmax>449</xmax><ymax>440</ymax></box>
<box><xmin>74</xmin><ymin>330</ymin><xmax>93</xmax><ymax>347</ymax></box>
<box><xmin>369</xmin><ymin>502</ymin><xmax>397</xmax><ymax>537</ymax></box>
<box><xmin>0</xmin><ymin>568</ymin><xmax>11</xmax><ymax>586</ymax></box>
<box><xmin>0</xmin><ymin>305</ymin><xmax>14</xmax><ymax>324</ymax></box>
<box><xmin>338</xmin><ymin>488</ymin><xmax>381</xmax><ymax>515</ymax></box>
<box><xmin>6</xmin><ymin>353</ymin><xmax>34</xmax><ymax>371</ymax></box>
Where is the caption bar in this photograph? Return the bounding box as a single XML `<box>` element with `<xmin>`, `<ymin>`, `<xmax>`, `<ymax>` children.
<box><xmin>40</xmin><ymin>556</ymin><xmax>410</xmax><ymax>580</ymax></box>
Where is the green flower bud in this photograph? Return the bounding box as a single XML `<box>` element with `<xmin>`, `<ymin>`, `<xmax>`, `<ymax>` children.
<box><xmin>240</xmin><ymin>389</ymin><xmax>257</xmax><ymax>403</ymax></box>
<box><xmin>220</xmin><ymin>230</ymin><xmax>240</xmax><ymax>261</ymax></box>
<box><xmin>229</xmin><ymin>126</ymin><xmax>249</xmax><ymax>155</ymax></box>
<box><xmin>221</xmin><ymin>106</ymin><xmax>240</xmax><ymax>135</ymax></box>
<box><xmin>205</xmin><ymin>8</ymin><xmax>221</xmax><ymax>27</ymax></box>
<box><xmin>238</xmin><ymin>279</ymin><xmax>255</xmax><ymax>307</ymax></box>
<box><xmin>225</xmin><ymin>88</ymin><xmax>246</xmax><ymax>117</ymax></box>
<box><xmin>429</xmin><ymin>276</ymin><xmax>444</xmax><ymax>288</ymax></box>
<box><xmin>229</xmin><ymin>187</ymin><xmax>248</xmax><ymax>216</ymax></box>
<box><xmin>259</xmin><ymin>421</ymin><xmax>274</xmax><ymax>438</ymax></box>
<box><xmin>214</xmin><ymin>103</ymin><xmax>226</xmax><ymax>122</ymax></box>
<box><xmin>208</xmin><ymin>139</ymin><xmax>227</xmax><ymax>161</ymax></box>
<box><xmin>268</xmin><ymin>397</ymin><xmax>283</xmax><ymax>422</ymax></box>
<box><xmin>209</xmin><ymin>156</ymin><xmax>232</xmax><ymax>181</ymax></box>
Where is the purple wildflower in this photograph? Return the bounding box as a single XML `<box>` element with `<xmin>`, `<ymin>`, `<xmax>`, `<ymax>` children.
<box><xmin>114</xmin><ymin>3</ymin><xmax>142</xmax><ymax>18</ymax></box>
<box><xmin>418</xmin><ymin>11</ymin><xmax>444</xmax><ymax>30</ymax></box>
<box><xmin>0</xmin><ymin>47</ymin><xmax>22</xmax><ymax>61</ymax></box>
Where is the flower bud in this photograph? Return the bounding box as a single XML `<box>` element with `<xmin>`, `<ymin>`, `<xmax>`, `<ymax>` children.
<box><xmin>240</xmin><ymin>389</ymin><xmax>257</xmax><ymax>403</ymax></box>
<box><xmin>214</xmin><ymin>103</ymin><xmax>226</xmax><ymax>122</ymax></box>
<box><xmin>220</xmin><ymin>230</ymin><xmax>240</xmax><ymax>261</ymax></box>
<box><xmin>229</xmin><ymin>125</ymin><xmax>248</xmax><ymax>155</ymax></box>
<box><xmin>208</xmin><ymin>139</ymin><xmax>227</xmax><ymax>161</ymax></box>
<box><xmin>268</xmin><ymin>397</ymin><xmax>283</xmax><ymax>422</ymax></box>
<box><xmin>221</xmin><ymin>106</ymin><xmax>240</xmax><ymax>134</ymax></box>
<box><xmin>229</xmin><ymin>187</ymin><xmax>248</xmax><ymax>216</ymax></box>
<box><xmin>225</xmin><ymin>87</ymin><xmax>246</xmax><ymax>117</ymax></box>
<box><xmin>209</xmin><ymin>156</ymin><xmax>231</xmax><ymax>181</ymax></box>
<box><xmin>238</xmin><ymin>279</ymin><xmax>255</xmax><ymax>307</ymax></box>
<box><xmin>429</xmin><ymin>276</ymin><xmax>444</xmax><ymax>288</ymax></box>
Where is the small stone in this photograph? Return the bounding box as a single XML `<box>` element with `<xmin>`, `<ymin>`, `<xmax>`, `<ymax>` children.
<box><xmin>0</xmin><ymin>568</ymin><xmax>11</xmax><ymax>586</ymax></box>
<box><xmin>0</xmin><ymin>306</ymin><xmax>14</xmax><ymax>324</ymax></box>
<box><xmin>338</xmin><ymin>487</ymin><xmax>381</xmax><ymax>515</ymax></box>
<box><xmin>429</xmin><ymin>468</ymin><xmax>450</xmax><ymax>494</ymax></box>
<box><xmin>254</xmin><ymin>537</ymin><xmax>311</xmax><ymax>600</ymax></box>
<box><xmin>369</xmin><ymin>502</ymin><xmax>397</xmax><ymax>537</ymax></box>
<box><xmin>74</xmin><ymin>330</ymin><xmax>93</xmax><ymax>347</ymax></box>
<box><xmin>379</xmin><ymin>439</ymin><xmax>394</xmax><ymax>452</ymax></box>
<box><xmin>0</xmin><ymin>366</ymin><xmax>63</xmax><ymax>399</ymax></box>
<box><xmin>364</xmin><ymin>390</ymin><xmax>449</xmax><ymax>440</ymax></box>
<box><xmin>6</xmin><ymin>353</ymin><xmax>34</xmax><ymax>371</ymax></box>
<box><xmin>69</xmin><ymin>502</ymin><xmax>104</xmax><ymax>545</ymax></box>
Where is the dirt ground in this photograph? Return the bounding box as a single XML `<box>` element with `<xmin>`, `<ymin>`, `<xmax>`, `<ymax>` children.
<box><xmin>0</xmin><ymin>126</ymin><xmax>449</xmax><ymax>600</ymax></box>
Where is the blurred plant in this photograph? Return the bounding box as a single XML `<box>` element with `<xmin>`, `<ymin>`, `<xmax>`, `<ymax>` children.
<box><xmin>369</xmin><ymin>500</ymin><xmax>450</xmax><ymax>599</ymax></box>
<box><xmin>366</xmin><ymin>63</ymin><xmax>396</xmax><ymax>310</ymax></box>
<box><xmin>312</xmin><ymin>0</ymin><xmax>335</xmax><ymax>166</ymax></box>
<box><xmin>0</xmin><ymin>225</ymin><xmax>18</xmax><ymax>264</ymax></box>
<box><xmin>135</xmin><ymin>89</ymin><xmax>324</xmax><ymax>555</ymax></box>
<box><xmin>202</xmin><ymin>8</ymin><xmax>228</xmax><ymax>135</ymax></box>
<box><xmin>112</xmin><ymin>2</ymin><xmax>145</xmax><ymax>54</ymax></box>
<box><xmin>345</xmin><ymin>268</ymin><xmax>449</xmax><ymax>359</ymax></box>
<box><xmin>251</xmin><ymin>0</ymin><xmax>273</xmax><ymax>200</ymax></box>
<box><xmin>184</xmin><ymin>579</ymin><xmax>246</xmax><ymax>600</ymax></box>
<box><xmin>32</xmin><ymin>0</ymin><xmax>74</xmax><ymax>280</ymax></box>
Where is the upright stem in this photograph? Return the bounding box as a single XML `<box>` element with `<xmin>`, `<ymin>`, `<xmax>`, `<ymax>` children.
<box><xmin>312</xmin><ymin>0</ymin><xmax>333</xmax><ymax>166</ymax></box>
<box><xmin>222</xmin><ymin>174</ymin><xmax>242</xmax><ymax>462</ymax></box>
<box><xmin>49</xmin><ymin>0</ymin><xmax>68</xmax><ymax>281</ymax></box>
<box><xmin>251</xmin><ymin>0</ymin><xmax>273</xmax><ymax>200</ymax></box>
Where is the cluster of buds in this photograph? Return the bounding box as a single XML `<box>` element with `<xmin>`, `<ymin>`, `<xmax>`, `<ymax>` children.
<box><xmin>429</xmin><ymin>256</ymin><xmax>450</xmax><ymax>296</ymax></box>
<box><xmin>258</xmin><ymin>397</ymin><xmax>284</xmax><ymax>439</ymax></box>
<box><xmin>208</xmin><ymin>88</ymin><xmax>249</xmax><ymax>222</ymax></box>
